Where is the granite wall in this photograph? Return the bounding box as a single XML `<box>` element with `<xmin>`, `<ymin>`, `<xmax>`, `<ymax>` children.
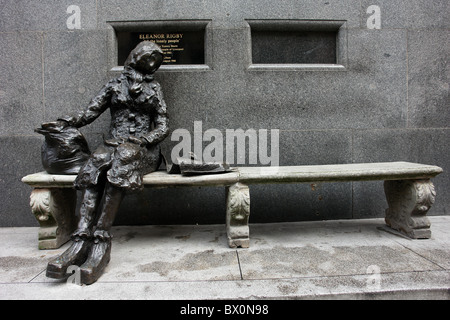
<box><xmin>0</xmin><ymin>0</ymin><xmax>448</xmax><ymax>227</ymax></box>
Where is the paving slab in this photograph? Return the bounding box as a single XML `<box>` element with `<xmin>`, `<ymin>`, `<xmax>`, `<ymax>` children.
<box><xmin>0</xmin><ymin>217</ymin><xmax>449</xmax><ymax>300</ymax></box>
<box><xmin>236</xmin><ymin>219</ymin><xmax>446</xmax><ymax>280</ymax></box>
<box><xmin>31</xmin><ymin>224</ymin><xmax>241</xmax><ymax>283</ymax></box>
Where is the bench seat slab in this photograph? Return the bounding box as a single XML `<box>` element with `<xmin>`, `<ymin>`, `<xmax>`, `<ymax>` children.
<box><xmin>238</xmin><ymin>162</ymin><xmax>443</xmax><ymax>184</ymax></box>
<box><xmin>22</xmin><ymin>162</ymin><xmax>442</xmax><ymax>248</ymax></box>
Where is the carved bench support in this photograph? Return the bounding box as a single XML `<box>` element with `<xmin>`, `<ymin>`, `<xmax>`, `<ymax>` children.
<box><xmin>226</xmin><ymin>182</ymin><xmax>250</xmax><ymax>248</ymax></box>
<box><xmin>384</xmin><ymin>179</ymin><xmax>436</xmax><ymax>239</ymax></box>
<box><xmin>30</xmin><ymin>188</ymin><xmax>78</xmax><ymax>249</ymax></box>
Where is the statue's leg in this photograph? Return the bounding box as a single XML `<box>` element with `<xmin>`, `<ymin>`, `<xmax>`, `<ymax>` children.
<box><xmin>384</xmin><ymin>179</ymin><xmax>436</xmax><ymax>239</ymax></box>
<box><xmin>92</xmin><ymin>183</ymin><xmax>125</xmax><ymax>232</ymax></box>
<box><xmin>79</xmin><ymin>182</ymin><xmax>125</xmax><ymax>285</ymax></box>
<box><xmin>75</xmin><ymin>186</ymin><xmax>103</xmax><ymax>237</ymax></box>
<box><xmin>46</xmin><ymin>186</ymin><xmax>102</xmax><ymax>279</ymax></box>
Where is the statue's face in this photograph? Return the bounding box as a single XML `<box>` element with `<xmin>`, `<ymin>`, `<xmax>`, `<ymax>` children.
<box><xmin>135</xmin><ymin>50</ymin><xmax>163</xmax><ymax>74</ymax></box>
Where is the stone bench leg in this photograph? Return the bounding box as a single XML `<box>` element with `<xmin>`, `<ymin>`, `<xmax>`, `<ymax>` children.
<box><xmin>226</xmin><ymin>182</ymin><xmax>250</xmax><ymax>248</ymax></box>
<box><xmin>30</xmin><ymin>188</ymin><xmax>78</xmax><ymax>249</ymax></box>
<box><xmin>384</xmin><ymin>179</ymin><xmax>436</xmax><ymax>239</ymax></box>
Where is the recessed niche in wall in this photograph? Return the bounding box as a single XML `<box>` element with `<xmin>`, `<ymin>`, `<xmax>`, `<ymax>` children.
<box><xmin>247</xmin><ymin>20</ymin><xmax>347</xmax><ymax>70</ymax></box>
<box><xmin>109</xmin><ymin>20</ymin><xmax>211</xmax><ymax>71</ymax></box>
<box><xmin>252</xmin><ymin>30</ymin><xmax>337</xmax><ymax>64</ymax></box>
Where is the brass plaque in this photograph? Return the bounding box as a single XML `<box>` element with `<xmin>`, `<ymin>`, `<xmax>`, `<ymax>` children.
<box><xmin>117</xmin><ymin>31</ymin><xmax>204</xmax><ymax>66</ymax></box>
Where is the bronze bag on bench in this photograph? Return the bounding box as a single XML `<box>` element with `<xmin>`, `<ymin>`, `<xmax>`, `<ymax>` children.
<box><xmin>35</xmin><ymin>121</ymin><xmax>91</xmax><ymax>175</ymax></box>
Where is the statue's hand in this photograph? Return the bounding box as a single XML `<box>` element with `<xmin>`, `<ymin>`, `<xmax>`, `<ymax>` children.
<box><xmin>35</xmin><ymin>120</ymin><xmax>68</xmax><ymax>134</ymax></box>
<box><xmin>57</xmin><ymin>115</ymin><xmax>79</xmax><ymax>127</ymax></box>
<box><xmin>104</xmin><ymin>138</ymin><xmax>126</xmax><ymax>147</ymax></box>
<box><xmin>128</xmin><ymin>136</ymin><xmax>146</xmax><ymax>147</ymax></box>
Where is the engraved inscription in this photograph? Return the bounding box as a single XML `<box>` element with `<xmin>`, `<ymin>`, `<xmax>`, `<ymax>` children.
<box><xmin>117</xmin><ymin>30</ymin><xmax>204</xmax><ymax>66</ymax></box>
<box><xmin>139</xmin><ymin>33</ymin><xmax>185</xmax><ymax>64</ymax></box>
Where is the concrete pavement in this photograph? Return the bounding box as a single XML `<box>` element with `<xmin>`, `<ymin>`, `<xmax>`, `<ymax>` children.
<box><xmin>0</xmin><ymin>216</ymin><xmax>449</xmax><ymax>300</ymax></box>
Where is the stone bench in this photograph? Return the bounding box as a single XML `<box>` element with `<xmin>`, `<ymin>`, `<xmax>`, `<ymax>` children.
<box><xmin>22</xmin><ymin>161</ymin><xmax>443</xmax><ymax>249</ymax></box>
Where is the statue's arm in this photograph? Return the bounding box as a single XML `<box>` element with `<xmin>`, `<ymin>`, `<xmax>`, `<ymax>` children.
<box><xmin>58</xmin><ymin>80</ymin><xmax>114</xmax><ymax>128</ymax></box>
<box><xmin>142</xmin><ymin>83</ymin><xmax>169</xmax><ymax>146</ymax></box>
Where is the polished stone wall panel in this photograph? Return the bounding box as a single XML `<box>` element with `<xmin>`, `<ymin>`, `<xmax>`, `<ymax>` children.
<box><xmin>0</xmin><ymin>1</ymin><xmax>448</xmax><ymax>226</ymax></box>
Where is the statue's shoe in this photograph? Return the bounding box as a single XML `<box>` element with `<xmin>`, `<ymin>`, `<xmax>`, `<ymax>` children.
<box><xmin>79</xmin><ymin>236</ymin><xmax>112</xmax><ymax>285</ymax></box>
<box><xmin>46</xmin><ymin>237</ymin><xmax>92</xmax><ymax>279</ymax></box>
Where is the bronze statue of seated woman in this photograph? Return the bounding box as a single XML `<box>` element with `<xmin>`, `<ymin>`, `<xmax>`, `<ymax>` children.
<box><xmin>38</xmin><ymin>41</ymin><xmax>169</xmax><ymax>284</ymax></box>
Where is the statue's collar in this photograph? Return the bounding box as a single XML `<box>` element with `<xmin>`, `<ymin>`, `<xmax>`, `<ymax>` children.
<box><xmin>123</xmin><ymin>68</ymin><xmax>154</xmax><ymax>82</ymax></box>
